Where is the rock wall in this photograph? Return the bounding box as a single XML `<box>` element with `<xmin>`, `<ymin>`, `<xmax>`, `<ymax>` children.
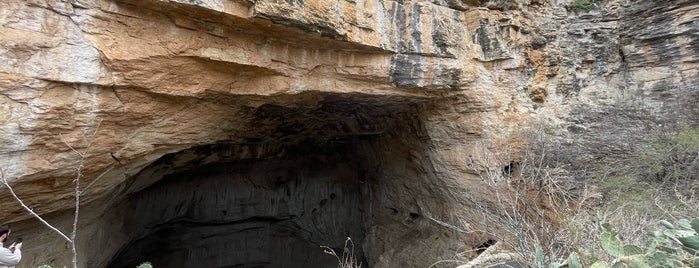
<box><xmin>0</xmin><ymin>0</ymin><xmax>697</xmax><ymax>267</ymax></box>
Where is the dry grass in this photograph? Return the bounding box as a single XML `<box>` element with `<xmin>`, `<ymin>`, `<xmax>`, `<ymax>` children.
<box><xmin>452</xmin><ymin>125</ymin><xmax>699</xmax><ymax>267</ymax></box>
<box><xmin>321</xmin><ymin>237</ymin><xmax>362</xmax><ymax>268</ymax></box>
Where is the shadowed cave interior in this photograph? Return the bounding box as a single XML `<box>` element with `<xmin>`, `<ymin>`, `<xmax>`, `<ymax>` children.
<box><xmin>106</xmin><ymin>144</ymin><xmax>368</xmax><ymax>268</ymax></box>
<box><xmin>100</xmin><ymin>96</ymin><xmax>441</xmax><ymax>268</ymax></box>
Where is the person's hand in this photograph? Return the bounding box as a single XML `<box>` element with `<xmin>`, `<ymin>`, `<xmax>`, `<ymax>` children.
<box><xmin>9</xmin><ymin>242</ymin><xmax>21</xmax><ymax>252</ymax></box>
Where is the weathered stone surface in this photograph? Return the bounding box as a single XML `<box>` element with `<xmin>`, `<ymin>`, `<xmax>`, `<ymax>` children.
<box><xmin>1</xmin><ymin>0</ymin><xmax>698</xmax><ymax>267</ymax></box>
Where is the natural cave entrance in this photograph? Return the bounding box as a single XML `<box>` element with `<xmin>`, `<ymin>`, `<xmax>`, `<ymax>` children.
<box><xmin>105</xmin><ymin>142</ymin><xmax>369</xmax><ymax>268</ymax></box>
<box><xmin>98</xmin><ymin>95</ymin><xmax>446</xmax><ymax>268</ymax></box>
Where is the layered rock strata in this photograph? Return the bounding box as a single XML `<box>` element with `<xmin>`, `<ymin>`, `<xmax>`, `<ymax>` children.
<box><xmin>1</xmin><ymin>0</ymin><xmax>697</xmax><ymax>267</ymax></box>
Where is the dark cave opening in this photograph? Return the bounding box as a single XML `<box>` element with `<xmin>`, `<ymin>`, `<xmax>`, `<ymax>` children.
<box><xmin>101</xmin><ymin>96</ymin><xmax>425</xmax><ymax>268</ymax></box>
<box><xmin>105</xmin><ymin>142</ymin><xmax>371</xmax><ymax>268</ymax></box>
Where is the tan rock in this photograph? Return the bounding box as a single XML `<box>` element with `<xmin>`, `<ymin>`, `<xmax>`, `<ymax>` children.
<box><xmin>1</xmin><ymin>0</ymin><xmax>698</xmax><ymax>267</ymax></box>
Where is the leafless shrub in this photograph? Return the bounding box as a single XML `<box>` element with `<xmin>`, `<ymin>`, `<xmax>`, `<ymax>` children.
<box><xmin>454</xmin><ymin>128</ymin><xmax>596</xmax><ymax>267</ymax></box>
<box><xmin>321</xmin><ymin>237</ymin><xmax>361</xmax><ymax>268</ymax></box>
<box><xmin>1</xmin><ymin>120</ymin><xmax>102</xmax><ymax>268</ymax></box>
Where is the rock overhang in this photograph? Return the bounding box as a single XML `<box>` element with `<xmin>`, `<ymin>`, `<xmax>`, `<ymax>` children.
<box><xmin>75</xmin><ymin>94</ymin><xmax>457</xmax><ymax>268</ymax></box>
<box><xmin>1</xmin><ymin>0</ymin><xmax>468</xmax><ymax>222</ymax></box>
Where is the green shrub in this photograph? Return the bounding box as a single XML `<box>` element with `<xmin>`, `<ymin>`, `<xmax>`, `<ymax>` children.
<box><xmin>595</xmin><ymin>175</ymin><xmax>654</xmax><ymax>211</ymax></box>
<box><xmin>676</xmin><ymin>127</ymin><xmax>699</xmax><ymax>149</ymax></box>
<box><xmin>636</xmin><ymin>126</ymin><xmax>699</xmax><ymax>184</ymax></box>
<box><xmin>567</xmin><ymin>0</ymin><xmax>595</xmax><ymax>12</ymax></box>
<box><xmin>595</xmin><ymin>126</ymin><xmax>699</xmax><ymax>216</ymax></box>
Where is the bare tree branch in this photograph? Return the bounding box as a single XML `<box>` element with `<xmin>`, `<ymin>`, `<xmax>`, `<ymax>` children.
<box><xmin>0</xmin><ymin>167</ymin><xmax>72</xmax><ymax>242</ymax></box>
<box><xmin>1</xmin><ymin>119</ymin><xmax>103</xmax><ymax>268</ymax></box>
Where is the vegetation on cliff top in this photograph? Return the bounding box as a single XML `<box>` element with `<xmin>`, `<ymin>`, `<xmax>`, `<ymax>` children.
<box><xmin>567</xmin><ymin>0</ymin><xmax>600</xmax><ymax>13</ymax></box>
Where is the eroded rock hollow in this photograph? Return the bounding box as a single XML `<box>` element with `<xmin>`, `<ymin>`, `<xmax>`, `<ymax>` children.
<box><xmin>71</xmin><ymin>97</ymin><xmax>459</xmax><ymax>268</ymax></box>
<box><xmin>106</xmin><ymin>145</ymin><xmax>369</xmax><ymax>268</ymax></box>
<box><xmin>108</xmin><ymin>146</ymin><xmax>368</xmax><ymax>268</ymax></box>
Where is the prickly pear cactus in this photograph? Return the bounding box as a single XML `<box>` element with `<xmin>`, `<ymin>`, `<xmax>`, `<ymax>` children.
<box><xmin>597</xmin><ymin>222</ymin><xmax>649</xmax><ymax>267</ymax></box>
<box><xmin>551</xmin><ymin>216</ymin><xmax>699</xmax><ymax>268</ymax></box>
<box><xmin>136</xmin><ymin>262</ymin><xmax>153</xmax><ymax>268</ymax></box>
<box><xmin>660</xmin><ymin>217</ymin><xmax>699</xmax><ymax>254</ymax></box>
<box><xmin>656</xmin><ymin>217</ymin><xmax>699</xmax><ymax>267</ymax></box>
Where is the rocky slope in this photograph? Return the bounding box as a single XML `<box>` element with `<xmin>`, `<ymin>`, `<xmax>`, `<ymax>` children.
<box><xmin>0</xmin><ymin>0</ymin><xmax>697</xmax><ymax>267</ymax></box>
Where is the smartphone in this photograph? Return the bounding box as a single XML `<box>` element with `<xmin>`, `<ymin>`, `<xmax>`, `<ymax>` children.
<box><xmin>9</xmin><ymin>238</ymin><xmax>21</xmax><ymax>253</ymax></box>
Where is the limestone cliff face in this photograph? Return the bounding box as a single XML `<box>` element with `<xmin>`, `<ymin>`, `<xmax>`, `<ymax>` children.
<box><xmin>0</xmin><ymin>0</ymin><xmax>697</xmax><ymax>267</ymax></box>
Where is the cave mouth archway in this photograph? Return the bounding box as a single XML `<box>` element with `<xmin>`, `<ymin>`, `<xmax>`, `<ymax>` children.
<box><xmin>105</xmin><ymin>142</ymin><xmax>369</xmax><ymax>268</ymax></box>
<box><xmin>101</xmin><ymin>96</ymin><xmax>429</xmax><ymax>268</ymax></box>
